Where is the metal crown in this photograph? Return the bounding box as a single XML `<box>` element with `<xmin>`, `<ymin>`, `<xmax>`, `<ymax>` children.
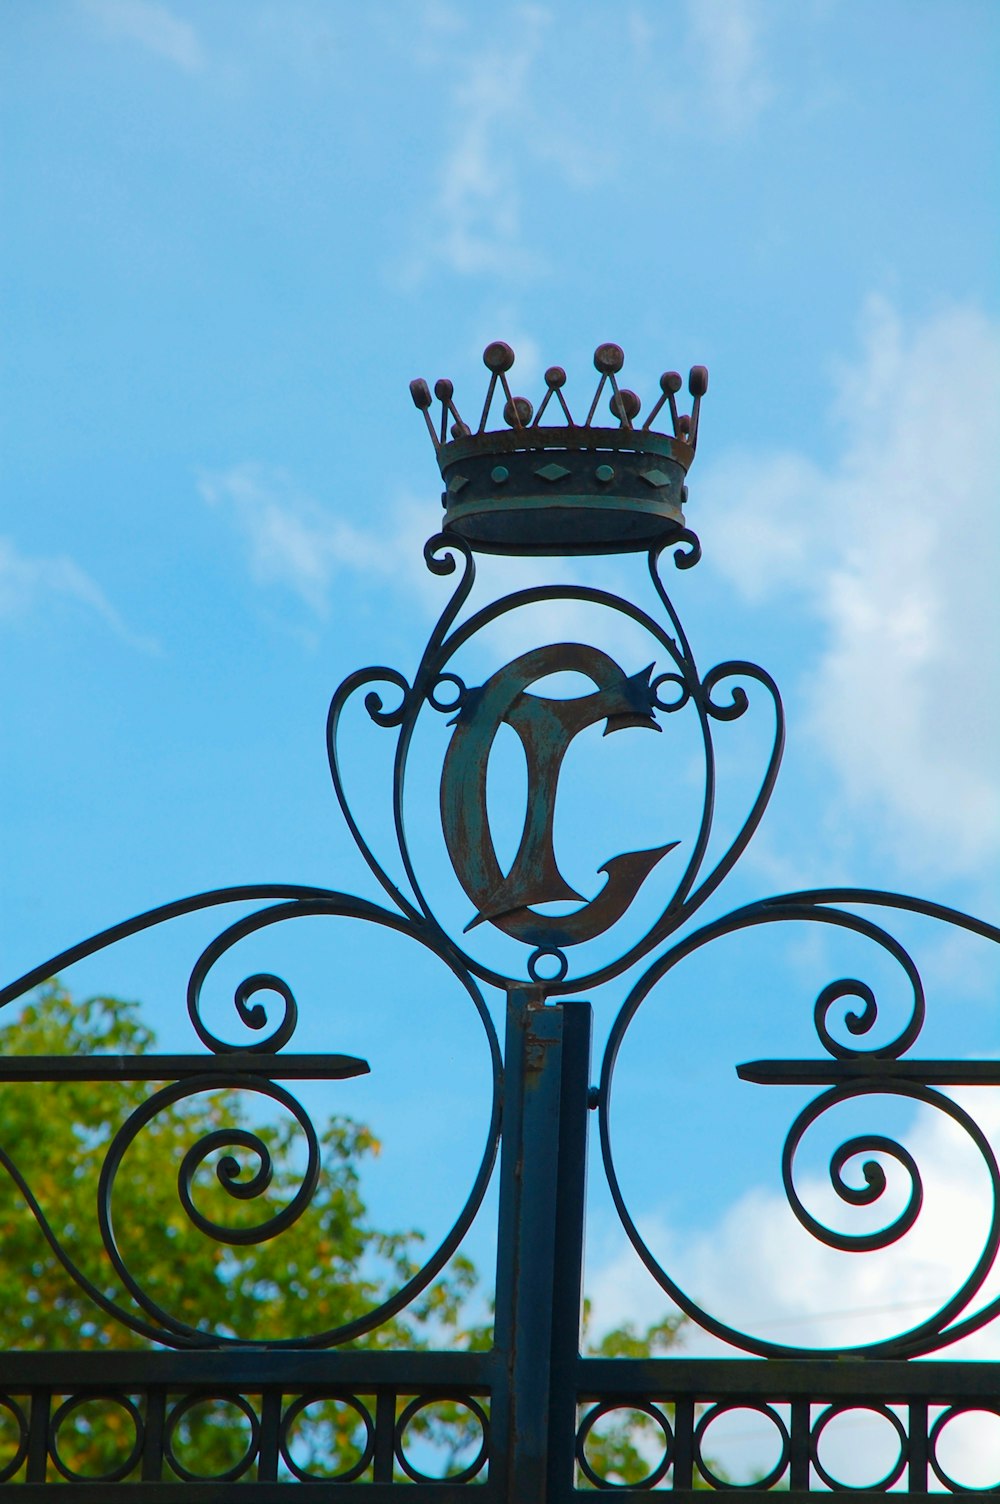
<box><xmin>410</xmin><ymin>341</ymin><xmax>708</xmax><ymax>557</ymax></box>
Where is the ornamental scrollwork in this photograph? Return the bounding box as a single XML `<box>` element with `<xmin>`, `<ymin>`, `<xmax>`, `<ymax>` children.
<box><xmin>1</xmin><ymin>339</ymin><xmax>996</xmax><ymax>1381</ymax></box>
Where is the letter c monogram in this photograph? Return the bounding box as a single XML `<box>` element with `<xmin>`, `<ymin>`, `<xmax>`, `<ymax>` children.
<box><xmin>439</xmin><ymin>644</ymin><xmax>678</xmax><ymax>949</ymax></box>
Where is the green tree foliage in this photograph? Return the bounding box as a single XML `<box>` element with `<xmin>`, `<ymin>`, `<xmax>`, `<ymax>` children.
<box><xmin>578</xmin><ymin>1304</ymin><xmax>688</xmax><ymax>1487</ymax></box>
<box><xmin>0</xmin><ymin>985</ymin><xmax>704</xmax><ymax>1486</ymax></box>
<box><xmin>0</xmin><ymin>984</ymin><xmax>477</xmax><ymax>1353</ymax></box>
<box><xmin>575</xmin><ymin>1304</ymin><xmax>725</xmax><ymax>1489</ymax></box>
<box><xmin>0</xmin><ymin>985</ymin><xmax>482</xmax><ymax>1479</ymax></box>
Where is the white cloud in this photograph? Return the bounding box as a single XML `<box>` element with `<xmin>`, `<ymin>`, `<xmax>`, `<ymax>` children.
<box><xmin>81</xmin><ymin>0</ymin><xmax>205</xmax><ymax>72</ymax></box>
<box><xmin>589</xmin><ymin>1089</ymin><xmax>1000</xmax><ymax>1486</ymax></box>
<box><xmin>199</xmin><ymin>463</ymin><xmax>428</xmax><ymax>617</ymax></box>
<box><xmin>201</xmin><ymin>461</ymin><xmax>662</xmax><ymax>670</ymax></box>
<box><xmin>628</xmin><ymin>0</ymin><xmax>774</xmax><ymax>139</ymax></box>
<box><xmin>702</xmin><ymin>300</ymin><xmax>1000</xmax><ymax>879</ymax></box>
<box><xmin>425</xmin><ymin>7</ymin><xmax>550</xmax><ymax>280</ymax></box>
<box><xmin>683</xmin><ymin>0</ymin><xmax>773</xmax><ymax>135</ymax></box>
<box><xmin>406</xmin><ymin>0</ymin><xmax>772</xmax><ymax>284</ymax></box>
<box><xmin>0</xmin><ymin>536</ymin><xmax>157</xmax><ymax>650</ymax></box>
<box><xmin>403</xmin><ymin>3</ymin><xmax>616</xmax><ymax>283</ymax></box>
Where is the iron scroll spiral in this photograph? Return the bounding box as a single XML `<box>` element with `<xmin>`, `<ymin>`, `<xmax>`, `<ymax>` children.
<box><xmin>599</xmin><ymin>893</ymin><xmax>1000</xmax><ymax>1360</ymax></box>
<box><xmin>0</xmin><ymin>887</ymin><xmax>502</xmax><ymax>1349</ymax></box>
<box><xmin>3</xmin><ymin>502</ymin><xmax>997</xmax><ymax>1370</ymax></box>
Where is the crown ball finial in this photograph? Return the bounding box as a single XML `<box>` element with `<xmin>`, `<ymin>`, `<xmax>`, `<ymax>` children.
<box><xmin>660</xmin><ymin>371</ymin><xmax>683</xmax><ymax>394</ymax></box>
<box><xmin>688</xmin><ymin>366</ymin><xmax>709</xmax><ymax>397</ymax></box>
<box><xmin>594</xmin><ymin>343</ymin><xmax>625</xmax><ymax>375</ymax></box>
<box><xmin>610</xmin><ymin>388</ymin><xmax>641</xmax><ymax>422</ymax></box>
<box><xmin>410</xmin><ymin>377</ymin><xmax>433</xmax><ymax>410</ymax></box>
<box><xmin>434</xmin><ymin>378</ymin><xmax>455</xmax><ymax>402</ymax></box>
<box><xmin>503</xmin><ymin>395</ymin><xmax>533</xmax><ymax>428</ymax></box>
<box><xmin>545</xmin><ymin>366</ymin><xmax>567</xmax><ymax>388</ymax></box>
<box><xmin>483</xmin><ymin>341</ymin><xmax>516</xmax><ymax>373</ymax></box>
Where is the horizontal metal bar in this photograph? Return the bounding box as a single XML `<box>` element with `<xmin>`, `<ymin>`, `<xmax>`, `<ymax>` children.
<box><xmin>737</xmin><ymin>1057</ymin><xmax>1000</xmax><ymax>1086</ymax></box>
<box><xmin>9</xmin><ymin>1485</ymin><xmax>499</xmax><ymax>1501</ymax></box>
<box><xmin>0</xmin><ymin>1054</ymin><xmax>369</xmax><ymax>1082</ymax></box>
<box><xmin>6</xmin><ymin>1349</ymin><xmax>991</xmax><ymax>1400</ymax></box>
<box><xmin>568</xmin><ymin>1493</ymin><xmax>922</xmax><ymax>1503</ymax></box>
<box><xmin>15</xmin><ymin>1474</ymin><xmax>899</xmax><ymax>1497</ymax></box>
<box><xmin>0</xmin><ymin>1348</ymin><xmax>498</xmax><ymax>1389</ymax></box>
<box><xmin>578</xmin><ymin>1355</ymin><xmax>1000</xmax><ymax>1401</ymax></box>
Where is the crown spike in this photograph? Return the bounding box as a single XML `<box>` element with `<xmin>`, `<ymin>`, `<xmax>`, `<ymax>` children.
<box><xmin>409</xmin><ymin>378</ymin><xmax>440</xmax><ymax>451</ymax></box>
<box><xmin>533</xmin><ymin>366</ymin><xmax>573</xmax><ymax>426</ymax></box>
<box><xmin>434</xmin><ymin>378</ymin><xmax>464</xmax><ymax>446</ymax></box>
<box><xmin>533</xmin><ymin>387</ymin><xmax>553</xmax><ymax>425</ymax></box>
<box><xmin>478</xmin><ymin>373</ymin><xmax>498</xmax><ymax>433</ymax></box>
<box><xmin>587</xmin><ymin>344</ymin><xmax>625</xmax><ymax>427</ymax></box>
<box><xmin>550</xmin><ymin>368</ymin><xmax>575</xmax><ymax>425</ymax></box>
<box><xmin>497</xmin><ymin>369</ymin><xmax>518</xmax><ymax>424</ymax></box>
<box><xmin>554</xmin><ymin>389</ymin><xmax>574</xmax><ymax>423</ymax></box>
<box><xmin>479</xmin><ymin>342</ymin><xmax>515</xmax><ymax>433</ymax></box>
<box><xmin>688</xmin><ymin>366</ymin><xmax>708</xmax><ymax>450</ymax></box>
<box><xmin>642</xmin><ymin>372</ymin><xmax>682</xmax><ymax>433</ymax></box>
<box><xmin>607</xmin><ymin>371</ymin><xmax>626</xmax><ymax>429</ymax></box>
<box><xmin>584</xmin><ymin>375</ymin><xmax>606</xmax><ymax>427</ymax></box>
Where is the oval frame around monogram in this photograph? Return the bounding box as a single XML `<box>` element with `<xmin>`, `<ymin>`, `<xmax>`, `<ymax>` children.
<box><xmin>326</xmin><ymin>533</ymin><xmax>785</xmax><ymax>996</ymax></box>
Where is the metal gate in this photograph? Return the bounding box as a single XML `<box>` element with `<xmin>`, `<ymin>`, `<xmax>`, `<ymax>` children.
<box><xmin>1</xmin><ymin>343</ymin><xmax>997</xmax><ymax>1496</ymax></box>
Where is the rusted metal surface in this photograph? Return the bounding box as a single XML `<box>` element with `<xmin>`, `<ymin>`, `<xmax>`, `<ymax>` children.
<box><xmin>440</xmin><ymin>643</ymin><xmax>677</xmax><ymax>949</ymax></box>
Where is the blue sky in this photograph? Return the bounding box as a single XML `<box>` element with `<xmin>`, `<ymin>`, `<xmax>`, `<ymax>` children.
<box><xmin>2</xmin><ymin>0</ymin><xmax>1000</xmax><ymax>1476</ymax></box>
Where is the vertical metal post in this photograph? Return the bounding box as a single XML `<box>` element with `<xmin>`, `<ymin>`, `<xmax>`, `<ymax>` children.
<box><xmin>546</xmin><ymin>999</ymin><xmax>593</xmax><ymax>1502</ymax></box>
<box><xmin>140</xmin><ymin>1388</ymin><xmax>166</xmax><ymax>1481</ymax></box>
<box><xmin>907</xmin><ymin>1400</ymin><xmax>929</xmax><ymax>1492</ymax></box>
<box><xmin>256</xmin><ymin>1388</ymin><xmax>281</xmax><ymax>1481</ymax></box>
<box><xmin>25</xmin><ymin>1390</ymin><xmax>49</xmax><ymax>1483</ymax></box>
<box><xmin>491</xmin><ymin>989</ymin><xmax>592</xmax><ymax>1502</ymax></box>
<box><xmin>371</xmin><ymin>1390</ymin><xmax>396</xmax><ymax>1483</ymax></box>
<box><xmin>788</xmin><ymin>1397</ymin><xmax>810</xmax><ymax>1489</ymax></box>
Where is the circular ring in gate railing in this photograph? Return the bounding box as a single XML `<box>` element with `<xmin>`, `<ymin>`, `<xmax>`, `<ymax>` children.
<box><xmin>810</xmin><ymin>1403</ymin><xmax>908</xmax><ymax>1492</ymax></box>
<box><xmin>393</xmin><ymin>1394</ymin><xmax>490</xmax><ymax>1484</ymax></box>
<box><xmin>279</xmin><ymin>1395</ymin><xmax>375</xmax><ymax>1483</ymax></box>
<box><xmin>164</xmin><ymin>1393</ymin><xmax>260</xmax><ymax>1482</ymax></box>
<box><xmin>694</xmin><ymin>1403</ymin><xmax>790</xmax><ymax>1491</ymax></box>
<box><xmin>49</xmin><ymin>1394</ymin><xmax>144</xmax><ymax>1484</ymax></box>
<box><xmin>929</xmin><ymin>1406</ymin><xmax>1000</xmax><ymax>1493</ymax></box>
<box><xmin>0</xmin><ymin>1397</ymin><xmax>28</xmax><ymax>1485</ymax></box>
<box><xmin>576</xmin><ymin>1400</ymin><xmax>673</xmax><ymax>1489</ymax></box>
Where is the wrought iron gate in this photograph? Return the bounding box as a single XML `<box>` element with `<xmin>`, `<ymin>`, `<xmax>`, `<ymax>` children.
<box><xmin>1</xmin><ymin>343</ymin><xmax>998</xmax><ymax>1496</ymax></box>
